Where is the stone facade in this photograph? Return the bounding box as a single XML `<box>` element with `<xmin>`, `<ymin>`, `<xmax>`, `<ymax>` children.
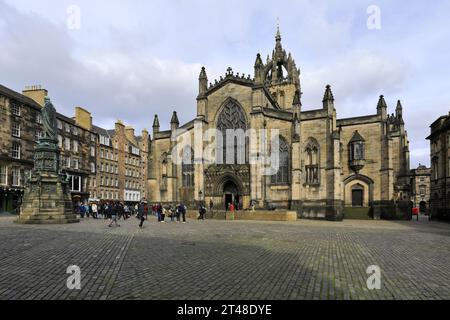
<box><xmin>91</xmin><ymin>121</ymin><xmax>149</xmax><ymax>204</ymax></box>
<box><xmin>410</xmin><ymin>164</ymin><xmax>431</xmax><ymax>213</ymax></box>
<box><xmin>427</xmin><ymin>113</ymin><xmax>450</xmax><ymax>220</ymax></box>
<box><xmin>0</xmin><ymin>84</ymin><xmax>149</xmax><ymax>213</ymax></box>
<box><xmin>148</xmin><ymin>29</ymin><xmax>411</xmax><ymax>220</ymax></box>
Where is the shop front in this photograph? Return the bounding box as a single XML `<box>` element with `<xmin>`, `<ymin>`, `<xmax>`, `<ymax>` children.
<box><xmin>0</xmin><ymin>187</ymin><xmax>24</xmax><ymax>215</ymax></box>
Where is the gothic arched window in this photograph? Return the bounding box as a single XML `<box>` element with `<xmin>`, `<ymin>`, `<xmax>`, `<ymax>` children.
<box><xmin>217</xmin><ymin>100</ymin><xmax>248</xmax><ymax>165</ymax></box>
<box><xmin>182</xmin><ymin>147</ymin><xmax>194</xmax><ymax>187</ymax></box>
<box><xmin>305</xmin><ymin>139</ymin><xmax>320</xmax><ymax>185</ymax></box>
<box><xmin>271</xmin><ymin>136</ymin><xmax>289</xmax><ymax>184</ymax></box>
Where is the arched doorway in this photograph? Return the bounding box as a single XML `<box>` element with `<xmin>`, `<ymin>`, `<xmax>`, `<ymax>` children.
<box><xmin>419</xmin><ymin>201</ymin><xmax>427</xmax><ymax>213</ymax></box>
<box><xmin>351</xmin><ymin>183</ymin><xmax>364</xmax><ymax>207</ymax></box>
<box><xmin>223</xmin><ymin>180</ymin><xmax>239</xmax><ymax>211</ymax></box>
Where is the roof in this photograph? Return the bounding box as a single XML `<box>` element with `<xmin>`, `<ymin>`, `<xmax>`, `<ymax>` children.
<box><xmin>0</xmin><ymin>83</ymin><xmax>42</xmax><ymax>110</ymax></box>
<box><xmin>427</xmin><ymin>114</ymin><xmax>450</xmax><ymax>140</ymax></box>
<box><xmin>91</xmin><ymin>125</ymin><xmax>110</xmax><ymax>136</ymax></box>
<box><xmin>56</xmin><ymin>112</ymin><xmax>75</xmax><ymax>124</ymax></box>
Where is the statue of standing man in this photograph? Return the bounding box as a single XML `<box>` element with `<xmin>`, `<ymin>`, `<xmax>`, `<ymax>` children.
<box><xmin>42</xmin><ymin>96</ymin><xmax>57</xmax><ymax>141</ymax></box>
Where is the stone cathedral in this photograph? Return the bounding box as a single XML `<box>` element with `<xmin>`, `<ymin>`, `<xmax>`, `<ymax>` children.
<box><xmin>147</xmin><ymin>29</ymin><xmax>411</xmax><ymax>220</ymax></box>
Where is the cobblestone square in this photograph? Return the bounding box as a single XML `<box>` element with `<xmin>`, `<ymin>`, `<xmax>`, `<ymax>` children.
<box><xmin>0</xmin><ymin>216</ymin><xmax>449</xmax><ymax>300</ymax></box>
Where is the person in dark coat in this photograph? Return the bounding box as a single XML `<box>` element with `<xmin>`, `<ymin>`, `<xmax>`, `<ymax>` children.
<box><xmin>157</xmin><ymin>204</ymin><xmax>163</xmax><ymax>222</ymax></box>
<box><xmin>108</xmin><ymin>202</ymin><xmax>120</xmax><ymax>227</ymax></box>
<box><xmin>179</xmin><ymin>203</ymin><xmax>187</xmax><ymax>223</ymax></box>
<box><xmin>138</xmin><ymin>202</ymin><xmax>147</xmax><ymax>228</ymax></box>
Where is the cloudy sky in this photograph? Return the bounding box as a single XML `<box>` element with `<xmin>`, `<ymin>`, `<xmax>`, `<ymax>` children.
<box><xmin>1</xmin><ymin>0</ymin><xmax>449</xmax><ymax>167</ymax></box>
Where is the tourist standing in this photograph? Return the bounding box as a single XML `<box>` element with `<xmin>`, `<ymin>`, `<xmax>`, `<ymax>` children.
<box><xmin>92</xmin><ymin>202</ymin><xmax>98</xmax><ymax>219</ymax></box>
<box><xmin>209</xmin><ymin>199</ymin><xmax>214</xmax><ymax>215</ymax></box>
<box><xmin>157</xmin><ymin>203</ymin><xmax>163</xmax><ymax>222</ymax></box>
<box><xmin>170</xmin><ymin>205</ymin><xmax>176</xmax><ymax>222</ymax></box>
<box><xmin>79</xmin><ymin>203</ymin><xmax>86</xmax><ymax>218</ymax></box>
<box><xmin>179</xmin><ymin>203</ymin><xmax>187</xmax><ymax>223</ymax></box>
<box><xmin>161</xmin><ymin>206</ymin><xmax>167</xmax><ymax>223</ymax></box>
<box><xmin>198</xmin><ymin>204</ymin><xmax>206</xmax><ymax>221</ymax></box>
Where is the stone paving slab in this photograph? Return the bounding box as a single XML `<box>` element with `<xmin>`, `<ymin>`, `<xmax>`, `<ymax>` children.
<box><xmin>0</xmin><ymin>216</ymin><xmax>449</xmax><ymax>300</ymax></box>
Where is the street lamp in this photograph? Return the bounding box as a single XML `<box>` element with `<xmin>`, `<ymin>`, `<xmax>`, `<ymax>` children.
<box><xmin>199</xmin><ymin>191</ymin><xmax>203</xmax><ymax>206</ymax></box>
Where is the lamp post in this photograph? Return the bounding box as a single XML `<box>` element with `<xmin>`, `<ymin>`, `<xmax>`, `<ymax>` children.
<box><xmin>199</xmin><ymin>191</ymin><xmax>203</xmax><ymax>206</ymax></box>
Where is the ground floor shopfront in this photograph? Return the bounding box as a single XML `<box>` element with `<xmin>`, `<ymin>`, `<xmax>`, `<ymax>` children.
<box><xmin>0</xmin><ymin>188</ymin><xmax>24</xmax><ymax>214</ymax></box>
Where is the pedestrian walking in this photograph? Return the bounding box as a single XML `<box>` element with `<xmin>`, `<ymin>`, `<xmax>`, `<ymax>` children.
<box><xmin>108</xmin><ymin>202</ymin><xmax>120</xmax><ymax>227</ymax></box>
<box><xmin>138</xmin><ymin>202</ymin><xmax>147</xmax><ymax>228</ymax></box>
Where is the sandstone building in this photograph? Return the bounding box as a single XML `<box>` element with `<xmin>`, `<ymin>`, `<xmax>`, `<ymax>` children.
<box><xmin>148</xmin><ymin>29</ymin><xmax>412</xmax><ymax>220</ymax></box>
<box><xmin>410</xmin><ymin>164</ymin><xmax>431</xmax><ymax>213</ymax></box>
<box><xmin>427</xmin><ymin>113</ymin><xmax>450</xmax><ymax>220</ymax></box>
<box><xmin>0</xmin><ymin>85</ymin><xmax>149</xmax><ymax>214</ymax></box>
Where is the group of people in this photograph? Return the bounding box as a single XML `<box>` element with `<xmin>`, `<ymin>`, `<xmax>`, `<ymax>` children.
<box><xmin>150</xmin><ymin>203</ymin><xmax>188</xmax><ymax>223</ymax></box>
<box><xmin>75</xmin><ymin>201</ymin><xmax>138</xmax><ymax>221</ymax></box>
<box><xmin>73</xmin><ymin>200</ymin><xmax>210</xmax><ymax>229</ymax></box>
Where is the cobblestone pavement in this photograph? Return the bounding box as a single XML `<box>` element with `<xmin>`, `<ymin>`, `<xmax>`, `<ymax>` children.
<box><xmin>0</xmin><ymin>215</ymin><xmax>450</xmax><ymax>300</ymax></box>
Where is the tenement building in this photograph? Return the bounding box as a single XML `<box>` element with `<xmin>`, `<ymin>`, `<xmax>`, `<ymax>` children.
<box><xmin>410</xmin><ymin>164</ymin><xmax>431</xmax><ymax>213</ymax></box>
<box><xmin>91</xmin><ymin>121</ymin><xmax>149</xmax><ymax>203</ymax></box>
<box><xmin>148</xmin><ymin>29</ymin><xmax>411</xmax><ymax>220</ymax></box>
<box><xmin>0</xmin><ymin>84</ymin><xmax>99</xmax><ymax>212</ymax></box>
<box><xmin>0</xmin><ymin>84</ymin><xmax>149</xmax><ymax>213</ymax></box>
<box><xmin>427</xmin><ymin>112</ymin><xmax>450</xmax><ymax>220</ymax></box>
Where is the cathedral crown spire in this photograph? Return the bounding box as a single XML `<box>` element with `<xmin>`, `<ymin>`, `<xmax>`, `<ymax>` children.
<box><xmin>276</xmin><ymin>21</ymin><xmax>281</xmax><ymax>42</ymax></box>
<box><xmin>275</xmin><ymin>23</ymin><xmax>283</xmax><ymax>53</ymax></box>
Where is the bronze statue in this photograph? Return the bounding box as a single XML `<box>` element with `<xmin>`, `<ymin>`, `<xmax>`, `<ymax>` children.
<box><xmin>42</xmin><ymin>96</ymin><xmax>57</xmax><ymax>141</ymax></box>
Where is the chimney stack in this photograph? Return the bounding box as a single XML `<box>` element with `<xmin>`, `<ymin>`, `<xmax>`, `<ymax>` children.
<box><xmin>22</xmin><ymin>85</ymin><xmax>48</xmax><ymax>107</ymax></box>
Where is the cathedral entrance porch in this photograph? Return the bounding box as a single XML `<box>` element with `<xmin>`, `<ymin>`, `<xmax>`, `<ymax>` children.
<box><xmin>223</xmin><ymin>180</ymin><xmax>240</xmax><ymax>211</ymax></box>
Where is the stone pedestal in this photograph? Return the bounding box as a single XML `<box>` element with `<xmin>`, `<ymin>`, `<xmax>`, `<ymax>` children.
<box><xmin>15</xmin><ymin>138</ymin><xmax>79</xmax><ymax>225</ymax></box>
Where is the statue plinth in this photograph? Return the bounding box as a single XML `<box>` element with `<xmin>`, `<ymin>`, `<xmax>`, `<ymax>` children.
<box><xmin>16</xmin><ymin>129</ymin><xmax>79</xmax><ymax>224</ymax></box>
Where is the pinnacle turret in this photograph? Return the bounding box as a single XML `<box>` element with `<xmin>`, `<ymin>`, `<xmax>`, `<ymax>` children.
<box><xmin>377</xmin><ymin>95</ymin><xmax>387</xmax><ymax>109</ymax></box>
<box><xmin>171</xmin><ymin>111</ymin><xmax>179</xmax><ymax>125</ymax></box>
<box><xmin>293</xmin><ymin>89</ymin><xmax>302</xmax><ymax>106</ymax></box>
<box><xmin>153</xmin><ymin>115</ymin><xmax>160</xmax><ymax>128</ymax></box>
<box><xmin>198</xmin><ymin>66</ymin><xmax>208</xmax><ymax>95</ymax></box>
